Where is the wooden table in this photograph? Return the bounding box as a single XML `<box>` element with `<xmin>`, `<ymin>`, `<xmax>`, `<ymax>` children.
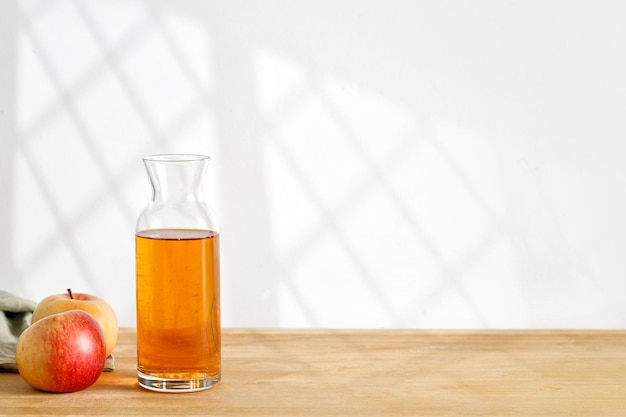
<box><xmin>1</xmin><ymin>328</ymin><xmax>626</xmax><ymax>416</ymax></box>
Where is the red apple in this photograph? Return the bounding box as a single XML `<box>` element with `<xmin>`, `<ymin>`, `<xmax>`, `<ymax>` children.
<box><xmin>32</xmin><ymin>289</ymin><xmax>118</xmax><ymax>358</ymax></box>
<box><xmin>16</xmin><ymin>310</ymin><xmax>107</xmax><ymax>393</ymax></box>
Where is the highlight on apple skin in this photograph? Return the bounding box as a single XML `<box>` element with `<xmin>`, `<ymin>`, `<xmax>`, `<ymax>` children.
<box><xmin>15</xmin><ymin>310</ymin><xmax>107</xmax><ymax>393</ymax></box>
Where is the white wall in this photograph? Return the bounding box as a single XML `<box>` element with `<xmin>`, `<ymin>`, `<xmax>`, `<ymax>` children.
<box><xmin>2</xmin><ymin>0</ymin><xmax>626</xmax><ymax>328</ymax></box>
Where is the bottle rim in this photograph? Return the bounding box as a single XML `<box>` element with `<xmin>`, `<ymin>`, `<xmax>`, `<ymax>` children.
<box><xmin>143</xmin><ymin>154</ymin><xmax>210</xmax><ymax>163</ymax></box>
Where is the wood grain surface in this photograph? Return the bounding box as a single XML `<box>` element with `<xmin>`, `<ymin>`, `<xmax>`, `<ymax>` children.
<box><xmin>1</xmin><ymin>328</ymin><xmax>626</xmax><ymax>416</ymax></box>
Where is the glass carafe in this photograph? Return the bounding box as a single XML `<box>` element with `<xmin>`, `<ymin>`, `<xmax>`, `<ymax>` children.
<box><xmin>135</xmin><ymin>154</ymin><xmax>220</xmax><ymax>392</ymax></box>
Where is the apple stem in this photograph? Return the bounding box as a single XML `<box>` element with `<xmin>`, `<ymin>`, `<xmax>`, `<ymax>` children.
<box><xmin>67</xmin><ymin>288</ymin><xmax>74</xmax><ymax>299</ymax></box>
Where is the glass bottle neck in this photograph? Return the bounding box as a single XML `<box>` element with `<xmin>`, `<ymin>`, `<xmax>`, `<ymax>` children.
<box><xmin>143</xmin><ymin>155</ymin><xmax>209</xmax><ymax>203</ymax></box>
<box><xmin>137</xmin><ymin>154</ymin><xmax>218</xmax><ymax>233</ymax></box>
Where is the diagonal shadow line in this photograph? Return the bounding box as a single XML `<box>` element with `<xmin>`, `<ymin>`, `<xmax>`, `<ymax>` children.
<box><xmin>234</xmin><ymin>64</ymin><xmax>399</xmax><ymax>323</ymax></box>
<box><xmin>13</xmin><ymin>155</ymin><xmax>138</xmax><ymax>281</ymax></box>
<box><xmin>14</xmin><ymin>6</ymin><xmax>162</xmax><ymax>294</ymax></box>
<box><xmin>16</xmin><ymin>2</ymin><xmax>513</xmax><ymax>328</ymax></box>
<box><xmin>18</xmin><ymin>5</ymin><xmax>220</xmax><ymax>213</ymax></box>
<box><xmin>21</xmin><ymin>1</ymin><xmax>215</xmax><ymax>159</ymax></box>
<box><xmin>280</xmin><ymin>80</ymin><xmax>497</xmax><ymax>326</ymax></box>
<box><xmin>423</xmin><ymin>130</ymin><xmax>503</xmax><ymax>226</ymax></box>
<box><xmin>249</xmin><ymin>99</ymin><xmax>379</xmax><ymax>324</ymax></box>
<box><xmin>312</xmin><ymin>86</ymin><xmax>493</xmax><ymax>325</ymax></box>
<box><xmin>210</xmin><ymin>22</ymin><xmax>283</xmax><ymax>326</ymax></box>
<box><xmin>222</xmin><ymin>43</ymin><xmax>498</xmax><ymax>326</ymax></box>
<box><xmin>16</xmin><ymin>7</ymin><xmax>217</xmax><ymax>273</ymax></box>
<box><xmin>18</xmin><ymin>6</ymin><xmax>153</xmax><ymax>142</ymax></box>
<box><xmin>249</xmin><ymin>66</ymin><xmax>476</xmax><ymax>325</ymax></box>
<box><xmin>274</xmin><ymin>263</ymin><xmax>323</xmax><ymax>327</ymax></box>
<box><xmin>255</xmin><ymin>67</ymin><xmax>477</xmax><ymax>272</ymax></box>
<box><xmin>70</xmin><ymin>1</ymin><xmax>217</xmax><ymax>154</ymax></box>
<box><xmin>22</xmin><ymin>0</ymin><xmax>217</xmax><ymax>229</ymax></box>
<box><xmin>72</xmin><ymin>0</ymin><xmax>215</xmax><ymax>144</ymax></box>
<box><xmin>141</xmin><ymin>2</ymin><xmax>213</xmax><ymax>101</ymax></box>
<box><xmin>414</xmin><ymin>224</ymin><xmax>508</xmax><ymax>326</ymax></box>
<box><xmin>66</xmin><ymin>0</ymin><xmax>170</xmax><ymax>152</ymax></box>
<box><xmin>262</xmin><ymin>126</ymin><xmax>404</xmax><ymax>325</ymax></box>
<box><xmin>272</xmin><ymin>72</ymin><xmax>507</xmax><ymax>325</ymax></box>
<box><xmin>15</xmin><ymin>138</ymin><xmax>96</xmax><ymax>285</ymax></box>
<box><xmin>272</xmin><ymin>126</ymin><xmax>494</xmax><ymax>326</ymax></box>
<box><xmin>17</xmin><ymin>12</ymin><xmax>137</xmax><ymax>223</ymax></box>
<box><xmin>17</xmin><ymin>0</ymin><xmax>58</xmax><ymax>21</ymax></box>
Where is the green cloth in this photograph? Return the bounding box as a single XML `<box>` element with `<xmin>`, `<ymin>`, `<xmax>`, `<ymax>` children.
<box><xmin>0</xmin><ymin>290</ymin><xmax>37</xmax><ymax>372</ymax></box>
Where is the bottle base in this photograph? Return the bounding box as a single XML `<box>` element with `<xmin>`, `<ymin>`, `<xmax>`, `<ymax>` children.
<box><xmin>137</xmin><ymin>371</ymin><xmax>221</xmax><ymax>393</ymax></box>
